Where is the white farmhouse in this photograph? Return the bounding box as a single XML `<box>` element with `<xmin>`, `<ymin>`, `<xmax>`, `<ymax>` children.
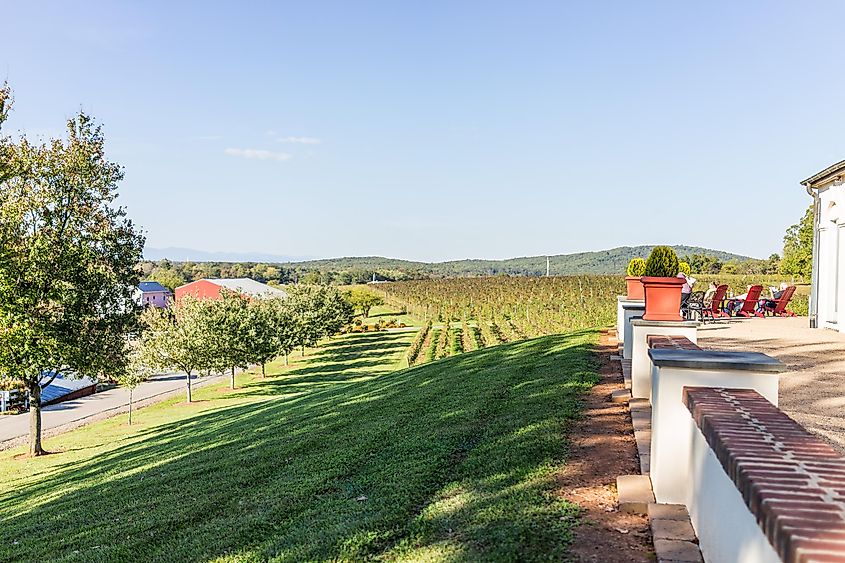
<box><xmin>802</xmin><ymin>159</ymin><xmax>845</xmax><ymax>331</ymax></box>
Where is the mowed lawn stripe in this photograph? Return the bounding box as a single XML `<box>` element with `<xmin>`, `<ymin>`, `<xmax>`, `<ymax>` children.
<box><xmin>0</xmin><ymin>329</ymin><xmax>599</xmax><ymax>562</ymax></box>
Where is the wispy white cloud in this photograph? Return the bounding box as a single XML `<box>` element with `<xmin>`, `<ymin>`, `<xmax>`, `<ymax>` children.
<box><xmin>275</xmin><ymin>136</ymin><xmax>321</xmax><ymax>145</ymax></box>
<box><xmin>224</xmin><ymin>148</ymin><xmax>293</xmax><ymax>162</ymax></box>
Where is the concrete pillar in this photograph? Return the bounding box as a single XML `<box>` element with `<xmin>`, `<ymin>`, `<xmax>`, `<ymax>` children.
<box><xmin>648</xmin><ymin>349</ymin><xmax>784</xmax><ymax>505</ymax></box>
<box><xmin>620</xmin><ymin>301</ymin><xmax>646</xmax><ymax>360</ymax></box>
<box><xmin>630</xmin><ymin>319</ymin><xmax>698</xmax><ymax>399</ymax></box>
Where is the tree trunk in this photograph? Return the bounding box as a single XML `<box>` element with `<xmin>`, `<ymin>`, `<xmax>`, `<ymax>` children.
<box><xmin>301</xmin><ymin>345</ymin><xmax>305</xmax><ymax>357</ymax></box>
<box><xmin>128</xmin><ymin>387</ymin><xmax>133</xmax><ymax>426</ymax></box>
<box><xmin>185</xmin><ymin>371</ymin><xmax>192</xmax><ymax>403</ymax></box>
<box><xmin>230</xmin><ymin>366</ymin><xmax>236</xmax><ymax>390</ymax></box>
<box><xmin>29</xmin><ymin>382</ymin><xmax>44</xmax><ymax>456</ymax></box>
<box><xmin>284</xmin><ymin>351</ymin><xmax>289</xmax><ymax>366</ymax></box>
<box><xmin>261</xmin><ymin>363</ymin><xmax>266</xmax><ymax>377</ymax></box>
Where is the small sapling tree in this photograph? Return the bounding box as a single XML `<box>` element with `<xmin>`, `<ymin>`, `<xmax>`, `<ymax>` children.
<box><xmin>139</xmin><ymin>297</ymin><xmax>215</xmax><ymax>403</ymax></box>
<box><xmin>120</xmin><ymin>344</ymin><xmax>152</xmax><ymax>425</ymax></box>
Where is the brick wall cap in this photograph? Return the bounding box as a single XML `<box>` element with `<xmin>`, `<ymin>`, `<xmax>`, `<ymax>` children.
<box><xmin>649</xmin><ymin>349</ymin><xmax>786</xmax><ymax>372</ymax></box>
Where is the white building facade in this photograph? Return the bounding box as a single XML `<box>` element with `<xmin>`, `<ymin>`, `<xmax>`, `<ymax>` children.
<box><xmin>802</xmin><ymin>159</ymin><xmax>845</xmax><ymax>331</ymax></box>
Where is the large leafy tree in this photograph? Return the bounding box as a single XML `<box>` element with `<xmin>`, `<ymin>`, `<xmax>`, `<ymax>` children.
<box><xmin>210</xmin><ymin>290</ymin><xmax>252</xmax><ymax>389</ymax></box>
<box><xmin>345</xmin><ymin>287</ymin><xmax>384</xmax><ymax>318</ymax></box>
<box><xmin>780</xmin><ymin>204</ymin><xmax>814</xmax><ymax>280</ymax></box>
<box><xmin>244</xmin><ymin>297</ymin><xmax>286</xmax><ymax>376</ymax></box>
<box><xmin>287</xmin><ymin>285</ymin><xmax>354</xmax><ymax>355</ymax></box>
<box><xmin>138</xmin><ymin>296</ymin><xmax>215</xmax><ymax>403</ymax></box>
<box><xmin>0</xmin><ymin>85</ymin><xmax>144</xmax><ymax>455</ymax></box>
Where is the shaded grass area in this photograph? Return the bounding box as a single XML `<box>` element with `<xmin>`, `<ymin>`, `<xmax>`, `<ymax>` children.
<box><xmin>0</xmin><ymin>329</ymin><xmax>599</xmax><ymax>562</ymax></box>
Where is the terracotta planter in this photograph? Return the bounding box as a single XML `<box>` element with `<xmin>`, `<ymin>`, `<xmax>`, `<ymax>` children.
<box><xmin>625</xmin><ymin>276</ymin><xmax>644</xmax><ymax>300</ymax></box>
<box><xmin>642</xmin><ymin>276</ymin><xmax>685</xmax><ymax>321</ymax></box>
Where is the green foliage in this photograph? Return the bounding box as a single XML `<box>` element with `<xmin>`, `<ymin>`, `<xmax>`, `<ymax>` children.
<box><xmin>120</xmin><ymin>344</ymin><xmax>152</xmax><ymax>425</ymax></box>
<box><xmin>344</xmin><ymin>287</ymin><xmax>385</xmax><ymax>317</ymax></box>
<box><xmin>677</xmin><ymin>261</ymin><xmax>691</xmax><ymax>276</ymax></box>
<box><xmin>207</xmin><ymin>291</ymin><xmax>252</xmax><ymax>387</ymax></box>
<box><xmin>139</xmin><ymin>297</ymin><xmax>217</xmax><ymax>402</ymax></box>
<box><xmin>384</xmin><ymin>276</ymin><xmax>623</xmax><ymax>350</ymax></box>
<box><xmin>147</xmin><ymin>267</ymin><xmax>185</xmax><ymax>292</ymax></box>
<box><xmin>780</xmin><ymin>204</ymin><xmax>814</xmax><ymax>280</ymax></box>
<box><xmin>626</xmin><ymin>257</ymin><xmax>646</xmax><ymax>276</ymax></box>
<box><xmin>0</xmin><ymin>88</ymin><xmax>144</xmax><ymax>454</ymax></box>
<box><xmin>405</xmin><ymin>321</ymin><xmax>431</xmax><ymax>366</ymax></box>
<box><xmin>287</xmin><ymin>284</ymin><xmax>355</xmax><ymax>351</ymax></box>
<box><xmin>643</xmin><ymin>246</ymin><xmax>680</xmax><ymax>277</ymax></box>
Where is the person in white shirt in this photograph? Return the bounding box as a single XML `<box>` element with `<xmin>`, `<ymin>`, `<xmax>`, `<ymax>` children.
<box><xmin>677</xmin><ymin>272</ymin><xmax>697</xmax><ymax>307</ymax></box>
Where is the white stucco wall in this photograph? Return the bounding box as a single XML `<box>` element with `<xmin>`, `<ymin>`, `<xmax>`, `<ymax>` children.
<box><xmin>817</xmin><ymin>184</ymin><xmax>845</xmax><ymax>332</ymax></box>
<box><xmin>686</xmin><ymin>419</ymin><xmax>781</xmax><ymax>563</ymax></box>
<box><xmin>630</xmin><ymin>322</ymin><xmax>698</xmax><ymax>400</ymax></box>
<box><xmin>649</xmin><ymin>365</ymin><xmax>778</xmax><ymax>504</ymax></box>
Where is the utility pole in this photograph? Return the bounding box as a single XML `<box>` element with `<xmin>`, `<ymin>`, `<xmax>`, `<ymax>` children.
<box><xmin>546</xmin><ymin>256</ymin><xmax>550</xmax><ymax>277</ymax></box>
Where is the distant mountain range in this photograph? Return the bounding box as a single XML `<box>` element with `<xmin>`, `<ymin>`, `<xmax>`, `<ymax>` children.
<box><xmin>285</xmin><ymin>246</ymin><xmax>753</xmax><ymax>276</ymax></box>
<box><xmin>145</xmin><ymin>245</ymin><xmax>754</xmax><ymax>277</ymax></box>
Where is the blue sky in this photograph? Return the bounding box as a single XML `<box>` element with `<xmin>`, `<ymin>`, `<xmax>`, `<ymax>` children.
<box><xmin>2</xmin><ymin>1</ymin><xmax>843</xmax><ymax>262</ymax></box>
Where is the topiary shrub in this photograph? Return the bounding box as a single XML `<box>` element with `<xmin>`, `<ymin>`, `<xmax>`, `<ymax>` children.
<box><xmin>677</xmin><ymin>261</ymin><xmax>691</xmax><ymax>276</ymax></box>
<box><xmin>643</xmin><ymin>246</ymin><xmax>679</xmax><ymax>277</ymax></box>
<box><xmin>626</xmin><ymin>257</ymin><xmax>646</xmax><ymax>277</ymax></box>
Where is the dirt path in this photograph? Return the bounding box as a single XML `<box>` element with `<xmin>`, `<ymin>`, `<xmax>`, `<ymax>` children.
<box><xmin>555</xmin><ymin>330</ymin><xmax>653</xmax><ymax>562</ymax></box>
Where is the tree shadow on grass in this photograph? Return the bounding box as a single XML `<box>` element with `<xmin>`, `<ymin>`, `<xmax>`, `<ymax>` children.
<box><xmin>0</xmin><ymin>329</ymin><xmax>600</xmax><ymax>562</ymax></box>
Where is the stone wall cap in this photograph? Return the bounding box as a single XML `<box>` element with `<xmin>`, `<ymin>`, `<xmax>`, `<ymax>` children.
<box><xmin>618</xmin><ymin>295</ymin><xmax>645</xmax><ymax>303</ymax></box>
<box><xmin>648</xmin><ymin>348</ymin><xmax>786</xmax><ymax>372</ymax></box>
<box><xmin>630</xmin><ymin>319</ymin><xmax>698</xmax><ymax>327</ymax></box>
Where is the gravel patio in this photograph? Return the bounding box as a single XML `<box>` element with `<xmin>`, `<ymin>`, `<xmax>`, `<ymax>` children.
<box><xmin>697</xmin><ymin>316</ymin><xmax>845</xmax><ymax>452</ymax></box>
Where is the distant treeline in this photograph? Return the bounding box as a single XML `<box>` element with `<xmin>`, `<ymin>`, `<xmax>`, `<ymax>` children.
<box><xmin>136</xmin><ymin>259</ymin><xmax>412</xmax><ymax>290</ymax></box>
<box><xmin>137</xmin><ymin>250</ymin><xmax>788</xmax><ymax>292</ymax></box>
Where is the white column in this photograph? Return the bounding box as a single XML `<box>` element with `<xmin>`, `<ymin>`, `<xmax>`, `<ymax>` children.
<box><xmin>630</xmin><ymin>319</ymin><xmax>698</xmax><ymax>400</ymax></box>
<box><xmin>648</xmin><ymin>350</ymin><xmax>783</xmax><ymax>505</ymax></box>
<box><xmin>621</xmin><ymin>302</ymin><xmax>645</xmax><ymax>360</ymax></box>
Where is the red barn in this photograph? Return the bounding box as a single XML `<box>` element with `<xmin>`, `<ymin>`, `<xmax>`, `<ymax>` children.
<box><xmin>175</xmin><ymin>278</ymin><xmax>288</xmax><ymax>301</ymax></box>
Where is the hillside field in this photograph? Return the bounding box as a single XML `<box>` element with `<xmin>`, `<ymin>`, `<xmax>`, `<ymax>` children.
<box><xmin>0</xmin><ymin>328</ymin><xmax>600</xmax><ymax>562</ymax></box>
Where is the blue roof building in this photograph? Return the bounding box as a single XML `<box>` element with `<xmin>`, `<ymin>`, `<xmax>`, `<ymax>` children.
<box><xmin>135</xmin><ymin>281</ymin><xmax>173</xmax><ymax>308</ymax></box>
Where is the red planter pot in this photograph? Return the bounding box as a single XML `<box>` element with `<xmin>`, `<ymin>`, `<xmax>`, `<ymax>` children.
<box><xmin>625</xmin><ymin>276</ymin><xmax>644</xmax><ymax>300</ymax></box>
<box><xmin>642</xmin><ymin>276</ymin><xmax>685</xmax><ymax>321</ymax></box>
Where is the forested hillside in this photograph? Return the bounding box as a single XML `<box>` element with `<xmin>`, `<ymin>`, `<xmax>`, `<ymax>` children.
<box><xmin>139</xmin><ymin>245</ymin><xmax>756</xmax><ymax>289</ymax></box>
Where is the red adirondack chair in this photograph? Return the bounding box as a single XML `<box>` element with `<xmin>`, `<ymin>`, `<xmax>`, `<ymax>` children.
<box><xmin>735</xmin><ymin>285</ymin><xmax>764</xmax><ymax>317</ymax></box>
<box><xmin>702</xmin><ymin>284</ymin><xmax>730</xmax><ymax>321</ymax></box>
<box><xmin>762</xmin><ymin>285</ymin><xmax>797</xmax><ymax>317</ymax></box>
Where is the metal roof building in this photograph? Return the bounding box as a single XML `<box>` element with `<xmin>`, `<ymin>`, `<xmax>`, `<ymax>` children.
<box><xmin>175</xmin><ymin>278</ymin><xmax>288</xmax><ymax>301</ymax></box>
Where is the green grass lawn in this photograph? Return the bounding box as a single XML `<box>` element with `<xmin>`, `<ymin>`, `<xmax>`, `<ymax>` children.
<box><xmin>360</xmin><ymin>303</ymin><xmax>420</xmax><ymax>328</ymax></box>
<box><xmin>0</xmin><ymin>328</ymin><xmax>599</xmax><ymax>562</ymax></box>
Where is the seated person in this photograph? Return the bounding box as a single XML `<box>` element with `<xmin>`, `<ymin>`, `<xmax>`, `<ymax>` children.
<box><xmin>728</xmin><ymin>285</ymin><xmax>752</xmax><ymax>316</ymax></box>
<box><xmin>703</xmin><ymin>282</ymin><xmax>718</xmax><ymax>308</ymax></box>
<box><xmin>764</xmin><ymin>282</ymin><xmax>789</xmax><ymax>309</ymax></box>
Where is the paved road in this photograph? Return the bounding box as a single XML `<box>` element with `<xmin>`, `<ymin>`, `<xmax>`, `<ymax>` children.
<box><xmin>0</xmin><ymin>372</ymin><xmax>223</xmax><ymax>448</ymax></box>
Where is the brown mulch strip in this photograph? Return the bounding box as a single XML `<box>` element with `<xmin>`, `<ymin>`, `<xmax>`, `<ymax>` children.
<box><xmin>555</xmin><ymin>329</ymin><xmax>654</xmax><ymax>562</ymax></box>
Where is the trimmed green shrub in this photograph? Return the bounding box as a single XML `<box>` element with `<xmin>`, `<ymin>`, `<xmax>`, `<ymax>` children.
<box><xmin>677</xmin><ymin>261</ymin><xmax>691</xmax><ymax>276</ymax></box>
<box><xmin>626</xmin><ymin>257</ymin><xmax>646</xmax><ymax>277</ymax></box>
<box><xmin>644</xmin><ymin>246</ymin><xmax>680</xmax><ymax>277</ymax></box>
